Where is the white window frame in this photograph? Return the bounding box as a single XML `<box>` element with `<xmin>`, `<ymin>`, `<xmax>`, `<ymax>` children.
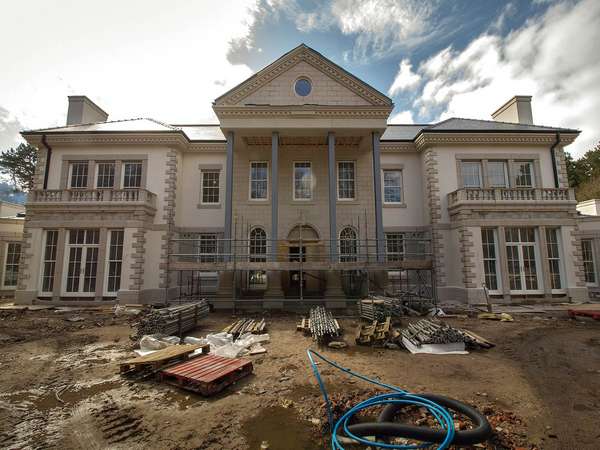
<box><xmin>545</xmin><ymin>228</ymin><xmax>566</xmax><ymax>293</ymax></box>
<box><xmin>95</xmin><ymin>161</ymin><xmax>116</xmax><ymax>189</ymax></box>
<box><xmin>339</xmin><ymin>227</ymin><xmax>358</xmax><ymax>262</ymax></box>
<box><xmin>68</xmin><ymin>161</ymin><xmax>89</xmax><ymax>189</ymax></box>
<box><xmin>200</xmin><ymin>171</ymin><xmax>221</xmax><ymax>205</ymax></box>
<box><xmin>293</xmin><ymin>161</ymin><xmax>313</xmax><ymax>201</ymax></box>
<box><xmin>582</xmin><ymin>239</ymin><xmax>598</xmax><ymax>287</ymax></box>
<box><xmin>505</xmin><ymin>227</ymin><xmax>543</xmax><ymax>295</ymax></box>
<box><xmin>337</xmin><ymin>161</ymin><xmax>356</xmax><ymax>201</ymax></box>
<box><xmin>382</xmin><ymin>169</ymin><xmax>403</xmax><ymax>204</ymax></box>
<box><xmin>247</xmin><ymin>227</ymin><xmax>268</xmax><ymax>290</ymax></box>
<box><xmin>514</xmin><ymin>161</ymin><xmax>535</xmax><ymax>188</ymax></box>
<box><xmin>121</xmin><ymin>161</ymin><xmax>143</xmax><ymax>189</ymax></box>
<box><xmin>2</xmin><ymin>242</ymin><xmax>21</xmax><ymax>289</ymax></box>
<box><xmin>487</xmin><ymin>161</ymin><xmax>509</xmax><ymax>188</ymax></box>
<box><xmin>481</xmin><ymin>228</ymin><xmax>501</xmax><ymax>294</ymax></box>
<box><xmin>385</xmin><ymin>232</ymin><xmax>405</xmax><ymax>262</ymax></box>
<box><xmin>460</xmin><ymin>161</ymin><xmax>482</xmax><ymax>188</ymax></box>
<box><xmin>61</xmin><ymin>229</ymin><xmax>100</xmax><ymax>297</ymax></box>
<box><xmin>248</xmin><ymin>161</ymin><xmax>269</xmax><ymax>201</ymax></box>
<box><xmin>38</xmin><ymin>230</ymin><xmax>59</xmax><ymax>296</ymax></box>
<box><xmin>104</xmin><ymin>229</ymin><xmax>124</xmax><ymax>296</ymax></box>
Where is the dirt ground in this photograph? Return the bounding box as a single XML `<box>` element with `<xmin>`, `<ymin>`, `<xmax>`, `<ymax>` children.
<box><xmin>0</xmin><ymin>306</ymin><xmax>599</xmax><ymax>450</ymax></box>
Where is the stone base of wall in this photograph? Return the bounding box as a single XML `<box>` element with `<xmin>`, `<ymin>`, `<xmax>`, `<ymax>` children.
<box><xmin>568</xmin><ymin>287</ymin><xmax>590</xmax><ymax>302</ymax></box>
<box><xmin>14</xmin><ymin>290</ymin><xmax>36</xmax><ymax>304</ymax></box>
<box><xmin>438</xmin><ymin>286</ymin><xmax>588</xmax><ymax>305</ymax></box>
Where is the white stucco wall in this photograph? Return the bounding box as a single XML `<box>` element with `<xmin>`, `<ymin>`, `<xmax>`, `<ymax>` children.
<box><xmin>381</xmin><ymin>151</ymin><xmax>426</xmax><ymax>229</ymax></box>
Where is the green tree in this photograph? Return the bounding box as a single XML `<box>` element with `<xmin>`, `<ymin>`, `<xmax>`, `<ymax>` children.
<box><xmin>0</xmin><ymin>143</ymin><xmax>38</xmax><ymax>191</ymax></box>
<box><xmin>569</xmin><ymin>140</ymin><xmax>600</xmax><ymax>201</ymax></box>
<box><xmin>565</xmin><ymin>151</ymin><xmax>586</xmax><ymax>188</ymax></box>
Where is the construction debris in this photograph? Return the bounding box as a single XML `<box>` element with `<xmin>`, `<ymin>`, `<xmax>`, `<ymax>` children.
<box><xmin>297</xmin><ymin>307</ymin><xmax>341</xmax><ymax>343</ymax></box>
<box><xmin>358</xmin><ymin>295</ymin><xmax>422</xmax><ymax>321</ymax></box>
<box><xmin>119</xmin><ymin>343</ymin><xmax>209</xmax><ymax>378</ymax></box>
<box><xmin>399</xmin><ymin>319</ymin><xmax>493</xmax><ymax>351</ymax></box>
<box><xmin>355</xmin><ymin>316</ymin><xmax>391</xmax><ymax>345</ymax></box>
<box><xmin>132</xmin><ymin>301</ymin><xmax>209</xmax><ymax>339</ymax></box>
<box><xmin>222</xmin><ymin>318</ymin><xmax>266</xmax><ymax>337</ymax></box>
<box><xmin>478</xmin><ymin>312</ymin><xmax>514</xmax><ymax>322</ymax></box>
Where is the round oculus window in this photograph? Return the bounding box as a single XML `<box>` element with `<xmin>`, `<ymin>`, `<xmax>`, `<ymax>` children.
<box><xmin>294</xmin><ymin>78</ymin><xmax>312</xmax><ymax>97</ymax></box>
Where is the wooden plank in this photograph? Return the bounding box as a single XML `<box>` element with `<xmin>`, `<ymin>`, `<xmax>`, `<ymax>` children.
<box><xmin>121</xmin><ymin>344</ymin><xmax>203</xmax><ymax>366</ymax></box>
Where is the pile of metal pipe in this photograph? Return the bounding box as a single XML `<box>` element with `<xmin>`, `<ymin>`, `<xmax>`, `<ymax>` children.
<box><xmin>308</xmin><ymin>306</ymin><xmax>340</xmax><ymax>343</ymax></box>
<box><xmin>133</xmin><ymin>301</ymin><xmax>209</xmax><ymax>339</ymax></box>
<box><xmin>400</xmin><ymin>319</ymin><xmax>476</xmax><ymax>347</ymax></box>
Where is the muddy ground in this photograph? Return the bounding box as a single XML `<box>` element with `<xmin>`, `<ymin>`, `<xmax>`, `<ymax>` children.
<box><xmin>0</xmin><ymin>307</ymin><xmax>599</xmax><ymax>450</ymax></box>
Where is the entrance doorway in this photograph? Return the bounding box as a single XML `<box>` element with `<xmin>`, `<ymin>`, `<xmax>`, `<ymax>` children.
<box><xmin>505</xmin><ymin>228</ymin><xmax>542</xmax><ymax>294</ymax></box>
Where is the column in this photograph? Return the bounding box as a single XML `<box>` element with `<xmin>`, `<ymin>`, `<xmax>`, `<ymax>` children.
<box><xmin>271</xmin><ymin>132</ymin><xmax>279</xmax><ymax>261</ymax></box>
<box><xmin>95</xmin><ymin>228</ymin><xmax>108</xmax><ymax>301</ymax></box>
<box><xmin>224</xmin><ymin>131</ymin><xmax>234</xmax><ymax>261</ymax></box>
<box><xmin>497</xmin><ymin>226</ymin><xmax>511</xmax><ymax>302</ymax></box>
<box><xmin>538</xmin><ymin>226</ymin><xmax>552</xmax><ymax>297</ymax></box>
<box><xmin>372</xmin><ymin>132</ymin><xmax>385</xmax><ymax>262</ymax></box>
<box><xmin>328</xmin><ymin>132</ymin><xmax>337</xmax><ymax>262</ymax></box>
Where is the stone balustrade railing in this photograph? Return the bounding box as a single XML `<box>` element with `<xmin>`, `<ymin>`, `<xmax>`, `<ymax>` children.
<box><xmin>28</xmin><ymin>189</ymin><xmax>157</xmax><ymax>208</ymax></box>
<box><xmin>448</xmin><ymin>187</ymin><xmax>574</xmax><ymax>207</ymax></box>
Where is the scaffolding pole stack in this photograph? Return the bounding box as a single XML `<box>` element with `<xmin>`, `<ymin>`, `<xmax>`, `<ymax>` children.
<box><xmin>132</xmin><ymin>301</ymin><xmax>210</xmax><ymax>339</ymax></box>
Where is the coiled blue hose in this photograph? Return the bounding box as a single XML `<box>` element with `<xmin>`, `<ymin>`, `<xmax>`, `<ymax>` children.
<box><xmin>307</xmin><ymin>348</ymin><xmax>455</xmax><ymax>450</ymax></box>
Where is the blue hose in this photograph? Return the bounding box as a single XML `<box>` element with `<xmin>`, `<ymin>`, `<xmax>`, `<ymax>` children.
<box><xmin>307</xmin><ymin>349</ymin><xmax>455</xmax><ymax>450</ymax></box>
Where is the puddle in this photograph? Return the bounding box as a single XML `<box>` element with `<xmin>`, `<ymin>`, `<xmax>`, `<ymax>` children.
<box><xmin>241</xmin><ymin>406</ymin><xmax>321</xmax><ymax>450</ymax></box>
<box><xmin>4</xmin><ymin>379</ymin><xmax>122</xmax><ymax>412</ymax></box>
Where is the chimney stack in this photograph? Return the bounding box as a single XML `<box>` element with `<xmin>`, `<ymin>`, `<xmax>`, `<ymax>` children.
<box><xmin>491</xmin><ymin>95</ymin><xmax>533</xmax><ymax>125</ymax></box>
<box><xmin>66</xmin><ymin>96</ymin><xmax>108</xmax><ymax>125</ymax></box>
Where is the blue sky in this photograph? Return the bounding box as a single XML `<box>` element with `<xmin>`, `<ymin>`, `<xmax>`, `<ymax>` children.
<box><xmin>1</xmin><ymin>0</ymin><xmax>599</xmax><ymax>157</ymax></box>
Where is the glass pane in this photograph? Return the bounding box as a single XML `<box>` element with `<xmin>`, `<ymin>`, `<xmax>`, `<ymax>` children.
<box><xmin>515</xmin><ymin>162</ymin><xmax>533</xmax><ymax>187</ymax></box>
<box><xmin>487</xmin><ymin>161</ymin><xmax>507</xmax><ymax>187</ymax></box>
<box><xmin>83</xmin><ymin>247</ymin><xmax>98</xmax><ymax>292</ymax></box>
<box><xmin>461</xmin><ymin>162</ymin><xmax>481</xmax><ymax>188</ymax></box>
<box><xmin>506</xmin><ymin>245</ymin><xmax>522</xmax><ymax>290</ymax></box>
<box><xmin>66</xmin><ymin>247</ymin><xmax>82</xmax><ymax>292</ymax></box>
<box><xmin>97</xmin><ymin>163</ymin><xmax>115</xmax><ymax>188</ymax></box>
<box><xmin>522</xmin><ymin>245</ymin><xmax>538</xmax><ymax>290</ymax></box>
<box><xmin>294</xmin><ymin>163</ymin><xmax>312</xmax><ymax>199</ymax></box>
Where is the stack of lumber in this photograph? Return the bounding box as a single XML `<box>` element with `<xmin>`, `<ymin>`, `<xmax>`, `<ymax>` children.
<box><xmin>358</xmin><ymin>295</ymin><xmax>419</xmax><ymax>320</ymax></box>
<box><xmin>222</xmin><ymin>318</ymin><xmax>266</xmax><ymax>338</ymax></box>
<box><xmin>297</xmin><ymin>306</ymin><xmax>341</xmax><ymax>343</ymax></box>
<box><xmin>356</xmin><ymin>316</ymin><xmax>391</xmax><ymax>345</ymax></box>
<box><xmin>132</xmin><ymin>301</ymin><xmax>209</xmax><ymax>339</ymax></box>
<box><xmin>400</xmin><ymin>319</ymin><xmax>494</xmax><ymax>349</ymax></box>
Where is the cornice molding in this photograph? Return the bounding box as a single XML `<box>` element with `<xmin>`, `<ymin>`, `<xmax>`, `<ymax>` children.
<box><xmin>214</xmin><ymin>46</ymin><xmax>392</xmax><ymax>107</ymax></box>
<box><xmin>380</xmin><ymin>142</ymin><xmax>417</xmax><ymax>152</ymax></box>
<box><xmin>414</xmin><ymin>132</ymin><xmax>577</xmax><ymax>150</ymax></box>
<box><xmin>44</xmin><ymin>133</ymin><xmax>188</xmax><ymax>149</ymax></box>
<box><xmin>214</xmin><ymin>105</ymin><xmax>392</xmax><ymax>119</ymax></box>
<box><xmin>186</xmin><ymin>143</ymin><xmax>226</xmax><ymax>153</ymax></box>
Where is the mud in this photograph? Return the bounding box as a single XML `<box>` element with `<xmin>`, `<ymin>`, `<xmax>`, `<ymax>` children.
<box><xmin>0</xmin><ymin>308</ymin><xmax>599</xmax><ymax>449</ymax></box>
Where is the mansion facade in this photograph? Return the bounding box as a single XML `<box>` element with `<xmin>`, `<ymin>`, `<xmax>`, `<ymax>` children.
<box><xmin>15</xmin><ymin>45</ymin><xmax>600</xmax><ymax>306</ymax></box>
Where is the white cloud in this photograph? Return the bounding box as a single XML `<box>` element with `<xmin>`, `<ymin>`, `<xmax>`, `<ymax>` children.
<box><xmin>389</xmin><ymin>110</ymin><xmax>414</xmax><ymax>124</ymax></box>
<box><xmin>294</xmin><ymin>0</ymin><xmax>442</xmax><ymax>61</ymax></box>
<box><xmin>388</xmin><ymin>59</ymin><xmax>421</xmax><ymax>95</ymax></box>
<box><xmin>413</xmin><ymin>0</ymin><xmax>600</xmax><ymax>157</ymax></box>
<box><xmin>0</xmin><ymin>0</ymin><xmax>258</xmax><ymax>148</ymax></box>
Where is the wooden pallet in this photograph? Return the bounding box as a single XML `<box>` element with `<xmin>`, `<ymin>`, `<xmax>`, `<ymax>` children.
<box><xmin>159</xmin><ymin>354</ymin><xmax>253</xmax><ymax>396</ymax></box>
<box><xmin>356</xmin><ymin>316</ymin><xmax>391</xmax><ymax>345</ymax></box>
<box><xmin>568</xmin><ymin>309</ymin><xmax>600</xmax><ymax>320</ymax></box>
<box><xmin>119</xmin><ymin>344</ymin><xmax>209</xmax><ymax>375</ymax></box>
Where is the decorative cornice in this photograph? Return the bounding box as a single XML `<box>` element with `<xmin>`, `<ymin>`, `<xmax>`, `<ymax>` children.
<box><xmin>380</xmin><ymin>142</ymin><xmax>417</xmax><ymax>152</ymax></box>
<box><xmin>414</xmin><ymin>132</ymin><xmax>577</xmax><ymax>150</ymax></box>
<box><xmin>214</xmin><ymin>105</ymin><xmax>392</xmax><ymax>119</ymax></box>
<box><xmin>214</xmin><ymin>46</ymin><xmax>392</xmax><ymax>107</ymax></box>
<box><xmin>186</xmin><ymin>143</ymin><xmax>226</xmax><ymax>153</ymax></box>
<box><xmin>44</xmin><ymin>133</ymin><xmax>189</xmax><ymax>149</ymax></box>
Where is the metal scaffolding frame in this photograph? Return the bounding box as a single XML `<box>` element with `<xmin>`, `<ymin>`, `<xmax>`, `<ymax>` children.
<box><xmin>166</xmin><ymin>216</ymin><xmax>436</xmax><ymax>311</ymax></box>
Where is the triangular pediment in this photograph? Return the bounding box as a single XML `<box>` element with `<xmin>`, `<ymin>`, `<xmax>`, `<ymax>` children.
<box><xmin>214</xmin><ymin>44</ymin><xmax>392</xmax><ymax>107</ymax></box>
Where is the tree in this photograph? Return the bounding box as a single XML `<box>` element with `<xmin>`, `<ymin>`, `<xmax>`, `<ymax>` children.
<box><xmin>567</xmin><ymin>140</ymin><xmax>600</xmax><ymax>202</ymax></box>
<box><xmin>0</xmin><ymin>143</ymin><xmax>37</xmax><ymax>191</ymax></box>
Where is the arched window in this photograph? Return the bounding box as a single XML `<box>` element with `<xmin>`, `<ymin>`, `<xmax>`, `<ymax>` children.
<box><xmin>249</xmin><ymin>227</ymin><xmax>267</xmax><ymax>261</ymax></box>
<box><xmin>248</xmin><ymin>227</ymin><xmax>267</xmax><ymax>290</ymax></box>
<box><xmin>339</xmin><ymin>227</ymin><xmax>357</xmax><ymax>262</ymax></box>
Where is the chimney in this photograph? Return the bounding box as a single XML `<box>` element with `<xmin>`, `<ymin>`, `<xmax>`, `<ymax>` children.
<box><xmin>491</xmin><ymin>95</ymin><xmax>533</xmax><ymax>125</ymax></box>
<box><xmin>66</xmin><ymin>96</ymin><xmax>108</xmax><ymax>125</ymax></box>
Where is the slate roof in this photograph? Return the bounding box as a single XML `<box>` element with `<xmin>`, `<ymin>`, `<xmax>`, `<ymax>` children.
<box><xmin>22</xmin><ymin>116</ymin><xmax>579</xmax><ymax>143</ymax></box>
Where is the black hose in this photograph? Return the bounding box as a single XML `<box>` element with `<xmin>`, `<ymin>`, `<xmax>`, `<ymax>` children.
<box><xmin>347</xmin><ymin>393</ymin><xmax>492</xmax><ymax>445</ymax></box>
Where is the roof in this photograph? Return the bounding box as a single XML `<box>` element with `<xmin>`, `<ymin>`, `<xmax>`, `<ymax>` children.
<box><xmin>381</xmin><ymin>117</ymin><xmax>579</xmax><ymax>141</ymax></box>
<box><xmin>22</xmin><ymin>116</ymin><xmax>579</xmax><ymax>143</ymax></box>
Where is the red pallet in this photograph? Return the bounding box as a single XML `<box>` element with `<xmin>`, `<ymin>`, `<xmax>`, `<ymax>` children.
<box><xmin>568</xmin><ymin>309</ymin><xmax>600</xmax><ymax>320</ymax></box>
<box><xmin>159</xmin><ymin>354</ymin><xmax>253</xmax><ymax>396</ymax></box>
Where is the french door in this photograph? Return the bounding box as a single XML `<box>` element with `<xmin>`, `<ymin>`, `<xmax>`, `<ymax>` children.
<box><xmin>63</xmin><ymin>229</ymin><xmax>99</xmax><ymax>296</ymax></box>
<box><xmin>505</xmin><ymin>228</ymin><xmax>542</xmax><ymax>294</ymax></box>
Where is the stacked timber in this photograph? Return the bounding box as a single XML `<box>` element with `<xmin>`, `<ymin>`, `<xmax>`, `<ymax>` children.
<box><xmin>223</xmin><ymin>318</ymin><xmax>266</xmax><ymax>338</ymax></box>
<box><xmin>358</xmin><ymin>295</ymin><xmax>417</xmax><ymax>320</ymax></box>
<box><xmin>401</xmin><ymin>319</ymin><xmax>476</xmax><ymax>347</ymax></box>
<box><xmin>132</xmin><ymin>301</ymin><xmax>209</xmax><ymax>339</ymax></box>
<box><xmin>356</xmin><ymin>316</ymin><xmax>391</xmax><ymax>345</ymax></box>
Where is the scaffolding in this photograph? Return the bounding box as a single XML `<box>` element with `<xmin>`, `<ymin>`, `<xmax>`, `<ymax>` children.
<box><xmin>167</xmin><ymin>218</ymin><xmax>436</xmax><ymax>311</ymax></box>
